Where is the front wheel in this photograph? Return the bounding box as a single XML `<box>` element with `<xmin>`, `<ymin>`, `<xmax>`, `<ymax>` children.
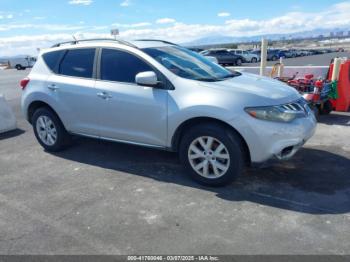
<box><xmin>251</xmin><ymin>57</ymin><xmax>257</xmax><ymax>63</ymax></box>
<box><xmin>179</xmin><ymin>124</ymin><xmax>244</xmax><ymax>187</ymax></box>
<box><xmin>320</xmin><ymin>100</ymin><xmax>332</xmax><ymax>115</ymax></box>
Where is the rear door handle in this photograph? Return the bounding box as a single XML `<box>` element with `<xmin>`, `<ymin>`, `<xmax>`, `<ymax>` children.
<box><xmin>47</xmin><ymin>84</ymin><xmax>59</xmax><ymax>91</ymax></box>
<box><xmin>97</xmin><ymin>92</ymin><xmax>112</xmax><ymax>99</ymax></box>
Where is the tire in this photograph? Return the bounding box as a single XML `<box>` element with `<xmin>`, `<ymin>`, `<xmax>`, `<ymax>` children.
<box><xmin>271</xmin><ymin>56</ymin><xmax>278</xmax><ymax>61</ymax></box>
<box><xmin>179</xmin><ymin>124</ymin><xmax>244</xmax><ymax>187</ymax></box>
<box><xmin>320</xmin><ymin>100</ymin><xmax>332</xmax><ymax>115</ymax></box>
<box><xmin>15</xmin><ymin>65</ymin><xmax>23</xmax><ymax>70</ymax></box>
<box><xmin>313</xmin><ymin>106</ymin><xmax>320</xmax><ymax>121</ymax></box>
<box><xmin>251</xmin><ymin>57</ymin><xmax>257</xmax><ymax>63</ymax></box>
<box><xmin>32</xmin><ymin>107</ymin><xmax>71</xmax><ymax>152</ymax></box>
<box><xmin>236</xmin><ymin>59</ymin><xmax>242</xmax><ymax>66</ymax></box>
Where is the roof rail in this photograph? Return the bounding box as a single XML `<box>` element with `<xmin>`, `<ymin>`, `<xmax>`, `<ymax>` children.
<box><xmin>135</xmin><ymin>39</ymin><xmax>179</xmax><ymax>46</ymax></box>
<box><xmin>51</xmin><ymin>38</ymin><xmax>138</xmax><ymax>48</ymax></box>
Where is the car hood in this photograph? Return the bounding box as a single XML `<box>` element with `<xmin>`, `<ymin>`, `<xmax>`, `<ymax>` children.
<box><xmin>198</xmin><ymin>72</ymin><xmax>301</xmax><ymax>106</ymax></box>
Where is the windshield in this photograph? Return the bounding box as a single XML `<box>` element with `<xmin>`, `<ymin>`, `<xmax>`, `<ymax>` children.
<box><xmin>142</xmin><ymin>46</ymin><xmax>240</xmax><ymax>82</ymax></box>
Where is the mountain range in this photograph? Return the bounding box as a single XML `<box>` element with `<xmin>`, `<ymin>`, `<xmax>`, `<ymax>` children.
<box><xmin>1</xmin><ymin>28</ymin><xmax>349</xmax><ymax>59</ymax></box>
<box><xmin>183</xmin><ymin>28</ymin><xmax>349</xmax><ymax>46</ymax></box>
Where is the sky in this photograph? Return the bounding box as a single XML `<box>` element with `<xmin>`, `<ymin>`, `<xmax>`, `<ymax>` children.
<box><xmin>0</xmin><ymin>0</ymin><xmax>350</xmax><ymax>56</ymax></box>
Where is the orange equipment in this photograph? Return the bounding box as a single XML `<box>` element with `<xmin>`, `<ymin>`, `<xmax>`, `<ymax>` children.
<box><xmin>327</xmin><ymin>59</ymin><xmax>350</xmax><ymax>112</ymax></box>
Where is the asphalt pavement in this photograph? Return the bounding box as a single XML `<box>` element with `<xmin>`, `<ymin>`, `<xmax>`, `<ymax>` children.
<box><xmin>0</xmin><ymin>67</ymin><xmax>350</xmax><ymax>255</ymax></box>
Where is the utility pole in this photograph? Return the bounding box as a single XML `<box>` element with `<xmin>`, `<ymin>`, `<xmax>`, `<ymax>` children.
<box><xmin>260</xmin><ymin>38</ymin><xmax>268</xmax><ymax>76</ymax></box>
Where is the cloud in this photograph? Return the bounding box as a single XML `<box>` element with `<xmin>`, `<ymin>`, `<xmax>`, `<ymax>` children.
<box><xmin>156</xmin><ymin>18</ymin><xmax>176</xmax><ymax>24</ymax></box>
<box><xmin>120</xmin><ymin>0</ymin><xmax>131</xmax><ymax>7</ymax></box>
<box><xmin>112</xmin><ymin>22</ymin><xmax>151</xmax><ymax>28</ymax></box>
<box><xmin>0</xmin><ymin>14</ymin><xmax>13</xmax><ymax>19</ymax></box>
<box><xmin>218</xmin><ymin>12</ymin><xmax>230</xmax><ymax>17</ymax></box>
<box><xmin>68</xmin><ymin>0</ymin><xmax>93</xmax><ymax>5</ymax></box>
<box><xmin>0</xmin><ymin>23</ymin><xmax>86</xmax><ymax>32</ymax></box>
<box><xmin>2</xmin><ymin>1</ymin><xmax>350</xmax><ymax>56</ymax></box>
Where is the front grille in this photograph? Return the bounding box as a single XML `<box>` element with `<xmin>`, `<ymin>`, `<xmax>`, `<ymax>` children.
<box><xmin>279</xmin><ymin>98</ymin><xmax>310</xmax><ymax>116</ymax></box>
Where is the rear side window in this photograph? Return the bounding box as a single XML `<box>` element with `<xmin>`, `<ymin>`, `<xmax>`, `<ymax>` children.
<box><xmin>100</xmin><ymin>49</ymin><xmax>153</xmax><ymax>83</ymax></box>
<box><xmin>42</xmin><ymin>50</ymin><xmax>65</xmax><ymax>73</ymax></box>
<box><xmin>59</xmin><ymin>48</ymin><xmax>95</xmax><ymax>78</ymax></box>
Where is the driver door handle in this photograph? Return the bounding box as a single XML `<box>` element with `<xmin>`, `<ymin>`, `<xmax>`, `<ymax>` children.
<box><xmin>97</xmin><ymin>92</ymin><xmax>112</xmax><ymax>99</ymax></box>
<box><xmin>47</xmin><ymin>84</ymin><xmax>59</xmax><ymax>91</ymax></box>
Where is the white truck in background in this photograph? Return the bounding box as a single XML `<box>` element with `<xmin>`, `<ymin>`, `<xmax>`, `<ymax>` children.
<box><xmin>5</xmin><ymin>56</ymin><xmax>37</xmax><ymax>70</ymax></box>
<box><xmin>229</xmin><ymin>49</ymin><xmax>260</xmax><ymax>63</ymax></box>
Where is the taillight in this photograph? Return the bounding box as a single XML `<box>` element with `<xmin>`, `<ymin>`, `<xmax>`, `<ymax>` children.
<box><xmin>20</xmin><ymin>77</ymin><xmax>30</xmax><ymax>90</ymax></box>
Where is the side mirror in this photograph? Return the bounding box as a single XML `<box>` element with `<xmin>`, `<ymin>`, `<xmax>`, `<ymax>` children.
<box><xmin>135</xmin><ymin>71</ymin><xmax>158</xmax><ymax>87</ymax></box>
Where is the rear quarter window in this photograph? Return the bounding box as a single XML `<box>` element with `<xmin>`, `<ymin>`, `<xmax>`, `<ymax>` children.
<box><xmin>42</xmin><ymin>50</ymin><xmax>65</xmax><ymax>73</ymax></box>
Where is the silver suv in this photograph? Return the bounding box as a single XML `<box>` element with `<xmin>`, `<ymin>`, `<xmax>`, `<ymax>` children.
<box><xmin>21</xmin><ymin>39</ymin><xmax>317</xmax><ymax>186</ymax></box>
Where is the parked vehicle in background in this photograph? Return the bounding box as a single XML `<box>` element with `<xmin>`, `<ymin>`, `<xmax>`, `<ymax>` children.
<box><xmin>251</xmin><ymin>49</ymin><xmax>284</xmax><ymax>61</ymax></box>
<box><xmin>20</xmin><ymin>38</ymin><xmax>317</xmax><ymax>186</ymax></box>
<box><xmin>205</xmin><ymin>56</ymin><xmax>219</xmax><ymax>64</ymax></box>
<box><xmin>8</xmin><ymin>56</ymin><xmax>37</xmax><ymax>70</ymax></box>
<box><xmin>200</xmin><ymin>49</ymin><xmax>244</xmax><ymax>66</ymax></box>
<box><xmin>283</xmin><ymin>49</ymin><xmax>298</xmax><ymax>58</ymax></box>
<box><xmin>229</xmin><ymin>49</ymin><xmax>259</xmax><ymax>63</ymax></box>
<box><xmin>294</xmin><ymin>49</ymin><xmax>306</xmax><ymax>57</ymax></box>
<box><xmin>189</xmin><ymin>47</ymin><xmax>204</xmax><ymax>53</ymax></box>
<box><xmin>300</xmin><ymin>50</ymin><xmax>313</xmax><ymax>56</ymax></box>
<box><xmin>308</xmin><ymin>49</ymin><xmax>323</xmax><ymax>55</ymax></box>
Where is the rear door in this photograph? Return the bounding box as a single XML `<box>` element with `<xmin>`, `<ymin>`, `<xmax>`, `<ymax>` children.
<box><xmin>45</xmin><ymin>48</ymin><xmax>101</xmax><ymax>136</ymax></box>
<box><xmin>222</xmin><ymin>50</ymin><xmax>234</xmax><ymax>64</ymax></box>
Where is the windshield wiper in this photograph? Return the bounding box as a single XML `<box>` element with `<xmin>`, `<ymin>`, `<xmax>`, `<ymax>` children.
<box><xmin>220</xmin><ymin>72</ymin><xmax>242</xmax><ymax>80</ymax></box>
<box><xmin>195</xmin><ymin>78</ymin><xmax>220</xmax><ymax>82</ymax></box>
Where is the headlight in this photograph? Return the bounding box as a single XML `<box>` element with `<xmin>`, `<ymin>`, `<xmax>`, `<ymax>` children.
<box><xmin>245</xmin><ymin>105</ymin><xmax>299</xmax><ymax>122</ymax></box>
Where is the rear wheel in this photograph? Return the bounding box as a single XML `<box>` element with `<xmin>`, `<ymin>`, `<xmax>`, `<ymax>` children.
<box><xmin>179</xmin><ymin>124</ymin><xmax>244</xmax><ymax>187</ymax></box>
<box><xmin>271</xmin><ymin>56</ymin><xmax>278</xmax><ymax>61</ymax></box>
<box><xmin>15</xmin><ymin>64</ymin><xmax>23</xmax><ymax>70</ymax></box>
<box><xmin>236</xmin><ymin>58</ymin><xmax>242</xmax><ymax>66</ymax></box>
<box><xmin>251</xmin><ymin>57</ymin><xmax>257</xmax><ymax>63</ymax></box>
<box><xmin>32</xmin><ymin>107</ymin><xmax>71</xmax><ymax>152</ymax></box>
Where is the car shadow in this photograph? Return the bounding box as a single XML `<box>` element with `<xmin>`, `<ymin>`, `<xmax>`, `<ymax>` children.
<box><xmin>0</xmin><ymin>128</ymin><xmax>25</xmax><ymax>140</ymax></box>
<box><xmin>318</xmin><ymin>112</ymin><xmax>350</xmax><ymax>126</ymax></box>
<box><xmin>52</xmin><ymin>137</ymin><xmax>350</xmax><ymax>215</ymax></box>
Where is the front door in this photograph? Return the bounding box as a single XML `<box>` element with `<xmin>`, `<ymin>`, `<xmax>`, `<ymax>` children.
<box><xmin>94</xmin><ymin>48</ymin><xmax>168</xmax><ymax>147</ymax></box>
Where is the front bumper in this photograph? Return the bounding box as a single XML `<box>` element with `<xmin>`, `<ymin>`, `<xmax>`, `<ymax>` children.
<box><xmin>232</xmin><ymin>112</ymin><xmax>317</xmax><ymax>164</ymax></box>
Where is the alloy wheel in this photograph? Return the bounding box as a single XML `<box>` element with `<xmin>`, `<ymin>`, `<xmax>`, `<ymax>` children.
<box><xmin>36</xmin><ymin>115</ymin><xmax>57</xmax><ymax>146</ymax></box>
<box><xmin>188</xmin><ymin>136</ymin><xmax>230</xmax><ymax>179</ymax></box>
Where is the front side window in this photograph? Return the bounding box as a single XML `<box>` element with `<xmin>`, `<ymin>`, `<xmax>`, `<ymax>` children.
<box><xmin>100</xmin><ymin>49</ymin><xmax>153</xmax><ymax>83</ymax></box>
<box><xmin>59</xmin><ymin>48</ymin><xmax>95</xmax><ymax>78</ymax></box>
<box><xmin>143</xmin><ymin>46</ymin><xmax>240</xmax><ymax>82</ymax></box>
